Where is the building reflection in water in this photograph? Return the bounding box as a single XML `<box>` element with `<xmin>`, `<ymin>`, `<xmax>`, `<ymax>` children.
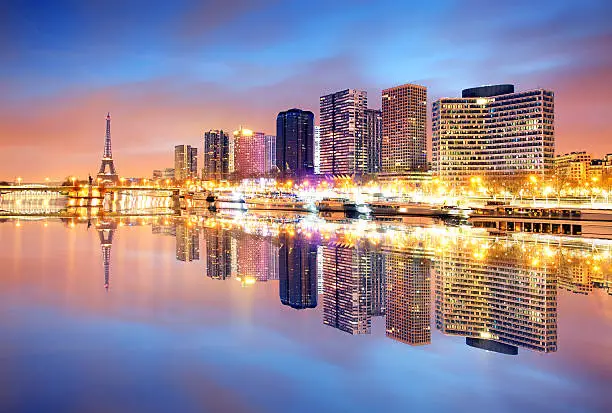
<box><xmin>322</xmin><ymin>241</ymin><xmax>374</xmax><ymax>334</ymax></box>
<box><xmin>384</xmin><ymin>246</ymin><xmax>431</xmax><ymax>346</ymax></box>
<box><xmin>434</xmin><ymin>241</ymin><xmax>558</xmax><ymax>354</ymax></box>
<box><xmin>175</xmin><ymin>219</ymin><xmax>200</xmax><ymax>262</ymax></box>
<box><xmin>96</xmin><ymin>219</ymin><xmax>117</xmax><ymax>290</ymax></box>
<box><xmin>278</xmin><ymin>232</ymin><xmax>318</xmax><ymax>309</ymax></box>
<box><xmin>234</xmin><ymin>232</ymin><xmax>278</xmax><ymax>285</ymax></box>
<box><xmin>73</xmin><ymin>215</ymin><xmax>612</xmax><ymax>353</ymax></box>
<box><xmin>203</xmin><ymin>225</ymin><xmax>232</xmax><ymax>280</ymax></box>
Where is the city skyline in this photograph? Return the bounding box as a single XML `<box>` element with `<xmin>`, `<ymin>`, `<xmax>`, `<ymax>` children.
<box><xmin>1</xmin><ymin>1</ymin><xmax>611</xmax><ymax>180</ymax></box>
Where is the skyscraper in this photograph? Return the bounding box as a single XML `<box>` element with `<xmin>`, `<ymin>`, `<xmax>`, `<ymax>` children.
<box><xmin>365</xmin><ymin>109</ymin><xmax>383</xmax><ymax>174</ymax></box>
<box><xmin>276</xmin><ymin>109</ymin><xmax>315</xmax><ymax>178</ymax></box>
<box><xmin>190</xmin><ymin>147</ymin><xmax>198</xmax><ymax>179</ymax></box>
<box><xmin>278</xmin><ymin>234</ymin><xmax>318</xmax><ymax>309</ymax></box>
<box><xmin>174</xmin><ymin>145</ymin><xmax>198</xmax><ymax>182</ymax></box>
<box><xmin>202</xmin><ymin>130</ymin><xmax>230</xmax><ymax>182</ymax></box>
<box><xmin>264</xmin><ymin>135</ymin><xmax>277</xmax><ymax>176</ymax></box>
<box><xmin>233</xmin><ymin>127</ymin><xmax>266</xmax><ymax>179</ymax></box>
<box><xmin>381</xmin><ymin>84</ymin><xmax>428</xmax><ymax>173</ymax></box>
<box><xmin>319</xmin><ymin>89</ymin><xmax>368</xmax><ymax>175</ymax></box>
<box><xmin>432</xmin><ymin>85</ymin><xmax>555</xmax><ymax>185</ymax></box>
<box><xmin>314</xmin><ymin>125</ymin><xmax>321</xmax><ymax>174</ymax></box>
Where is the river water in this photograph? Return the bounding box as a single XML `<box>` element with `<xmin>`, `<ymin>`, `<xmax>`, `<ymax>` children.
<box><xmin>1</xmin><ymin>214</ymin><xmax>611</xmax><ymax>412</ymax></box>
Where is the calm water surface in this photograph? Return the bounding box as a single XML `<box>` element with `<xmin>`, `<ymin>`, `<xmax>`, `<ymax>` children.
<box><xmin>1</xmin><ymin>215</ymin><xmax>611</xmax><ymax>413</ymax></box>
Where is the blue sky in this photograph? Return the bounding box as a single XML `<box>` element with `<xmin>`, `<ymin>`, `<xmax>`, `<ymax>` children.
<box><xmin>1</xmin><ymin>0</ymin><xmax>611</xmax><ymax>179</ymax></box>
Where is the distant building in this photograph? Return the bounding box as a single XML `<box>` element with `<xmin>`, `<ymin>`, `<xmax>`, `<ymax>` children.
<box><xmin>554</xmin><ymin>152</ymin><xmax>591</xmax><ymax>183</ymax></box>
<box><xmin>276</xmin><ymin>109</ymin><xmax>315</xmax><ymax>178</ymax></box>
<box><xmin>202</xmin><ymin>130</ymin><xmax>230</xmax><ymax>181</ymax></box>
<box><xmin>382</xmin><ymin>84</ymin><xmax>428</xmax><ymax>173</ymax></box>
<box><xmin>432</xmin><ymin>85</ymin><xmax>555</xmax><ymax>185</ymax></box>
<box><xmin>589</xmin><ymin>154</ymin><xmax>612</xmax><ymax>184</ymax></box>
<box><xmin>174</xmin><ymin>145</ymin><xmax>198</xmax><ymax>182</ymax></box>
<box><xmin>233</xmin><ymin>127</ymin><xmax>266</xmax><ymax>179</ymax></box>
<box><xmin>152</xmin><ymin>170</ymin><xmax>162</xmax><ymax>179</ymax></box>
<box><xmin>162</xmin><ymin>168</ymin><xmax>175</xmax><ymax>180</ymax></box>
<box><xmin>319</xmin><ymin>89</ymin><xmax>368</xmax><ymax>175</ymax></box>
<box><xmin>365</xmin><ymin>109</ymin><xmax>383</xmax><ymax>174</ymax></box>
<box><xmin>314</xmin><ymin>126</ymin><xmax>321</xmax><ymax>174</ymax></box>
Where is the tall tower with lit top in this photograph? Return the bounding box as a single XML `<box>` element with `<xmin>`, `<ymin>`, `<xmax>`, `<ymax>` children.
<box><xmin>97</xmin><ymin>112</ymin><xmax>119</xmax><ymax>184</ymax></box>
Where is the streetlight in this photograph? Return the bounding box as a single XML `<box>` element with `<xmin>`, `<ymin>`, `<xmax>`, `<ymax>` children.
<box><xmin>16</xmin><ymin>177</ymin><xmax>22</xmax><ymax>186</ymax></box>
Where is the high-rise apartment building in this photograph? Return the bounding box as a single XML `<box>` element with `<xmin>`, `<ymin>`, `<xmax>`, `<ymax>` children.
<box><xmin>202</xmin><ymin>130</ymin><xmax>230</xmax><ymax>182</ymax></box>
<box><xmin>276</xmin><ymin>109</ymin><xmax>315</xmax><ymax>178</ymax></box>
<box><xmin>319</xmin><ymin>89</ymin><xmax>368</xmax><ymax>175</ymax></box>
<box><xmin>432</xmin><ymin>85</ymin><xmax>555</xmax><ymax>185</ymax></box>
<box><xmin>233</xmin><ymin>127</ymin><xmax>266</xmax><ymax>179</ymax></box>
<box><xmin>381</xmin><ymin>84</ymin><xmax>428</xmax><ymax>173</ymax></box>
<box><xmin>365</xmin><ymin>109</ymin><xmax>383</xmax><ymax>174</ymax></box>
<box><xmin>314</xmin><ymin>125</ymin><xmax>321</xmax><ymax>174</ymax></box>
<box><xmin>264</xmin><ymin>135</ymin><xmax>277</xmax><ymax>176</ymax></box>
<box><xmin>174</xmin><ymin>145</ymin><xmax>198</xmax><ymax>181</ymax></box>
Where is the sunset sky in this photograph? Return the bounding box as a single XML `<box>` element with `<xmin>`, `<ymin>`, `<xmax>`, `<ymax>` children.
<box><xmin>1</xmin><ymin>0</ymin><xmax>611</xmax><ymax>181</ymax></box>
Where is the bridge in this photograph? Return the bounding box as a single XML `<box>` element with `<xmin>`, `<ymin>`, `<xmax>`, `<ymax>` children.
<box><xmin>1</xmin><ymin>185</ymin><xmax>181</xmax><ymax>216</ymax></box>
<box><xmin>0</xmin><ymin>185</ymin><xmax>181</xmax><ymax>193</ymax></box>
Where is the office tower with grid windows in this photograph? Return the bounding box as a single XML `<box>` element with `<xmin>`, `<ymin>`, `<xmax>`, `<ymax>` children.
<box><xmin>202</xmin><ymin>130</ymin><xmax>230</xmax><ymax>182</ymax></box>
<box><xmin>432</xmin><ymin>85</ymin><xmax>554</xmax><ymax>185</ymax></box>
<box><xmin>276</xmin><ymin>109</ymin><xmax>315</xmax><ymax>178</ymax></box>
<box><xmin>174</xmin><ymin>145</ymin><xmax>198</xmax><ymax>182</ymax></box>
<box><xmin>365</xmin><ymin>109</ymin><xmax>383</xmax><ymax>174</ymax></box>
<box><xmin>319</xmin><ymin>89</ymin><xmax>368</xmax><ymax>175</ymax></box>
<box><xmin>233</xmin><ymin>127</ymin><xmax>266</xmax><ymax>179</ymax></box>
<box><xmin>314</xmin><ymin>126</ymin><xmax>321</xmax><ymax>174</ymax></box>
<box><xmin>381</xmin><ymin>84</ymin><xmax>428</xmax><ymax>173</ymax></box>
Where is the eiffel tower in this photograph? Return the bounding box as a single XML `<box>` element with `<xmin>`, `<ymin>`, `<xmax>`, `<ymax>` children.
<box><xmin>97</xmin><ymin>112</ymin><xmax>119</xmax><ymax>184</ymax></box>
<box><xmin>97</xmin><ymin>220</ymin><xmax>117</xmax><ymax>290</ymax></box>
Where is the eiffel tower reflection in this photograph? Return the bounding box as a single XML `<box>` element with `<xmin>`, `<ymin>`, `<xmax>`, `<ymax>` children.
<box><xmin>96</xmin><ymin>219</ymin><xmax>117</xmax><ymax>290</ymax></box>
